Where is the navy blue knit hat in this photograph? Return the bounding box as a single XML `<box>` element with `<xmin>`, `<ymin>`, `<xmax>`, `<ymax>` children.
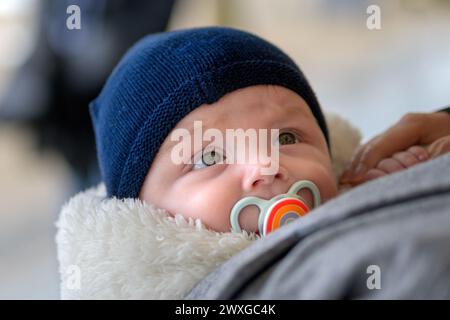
<box><xmin>90</xmin><ymin>27</ymin><xmax>329</xmax><ymax>199</ymax></box>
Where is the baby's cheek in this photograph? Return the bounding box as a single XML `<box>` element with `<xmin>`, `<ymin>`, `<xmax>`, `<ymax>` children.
<box><xmin>310</xmin><ymin>153</ymin><xmax>339</xmax><ymax>203</ymax></box>
<box><xmin>314</xmin><ymin>168</ymin><xmax>339</xmax><ymax>204</ymax></box>
<box><xmin>179</xmin><ymin>188</ymin><xmax>235</xmax><ymax>232</ymax></box>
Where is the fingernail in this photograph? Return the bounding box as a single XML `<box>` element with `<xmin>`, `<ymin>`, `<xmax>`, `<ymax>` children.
<box><xmin>418</xmin><ymin>153</ymin><xmax>428</xmax><ymax>161</ymax></box>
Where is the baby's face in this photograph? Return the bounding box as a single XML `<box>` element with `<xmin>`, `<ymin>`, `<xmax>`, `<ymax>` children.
<box><xmin>139</xmin><ymin>85</ymin><xmax>338</xmax><ymax>233</ymax></box>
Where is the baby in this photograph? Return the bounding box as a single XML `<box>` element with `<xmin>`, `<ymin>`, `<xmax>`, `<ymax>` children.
<box><xmin>139</xmin><ymin>84</ymin><xmax>335</xmax><ymax>234</ymax></box>
<box><xmin>89</xmin><ymin>27</ymin><xmax>423</xmax><ymax>235</ymax></box>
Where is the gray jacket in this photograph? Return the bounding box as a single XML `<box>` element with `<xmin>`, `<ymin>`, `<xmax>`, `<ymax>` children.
<box><xmin>187</xmin><ymin>153</ymin><xmax>450</xmax><ymax>299</ymax></box>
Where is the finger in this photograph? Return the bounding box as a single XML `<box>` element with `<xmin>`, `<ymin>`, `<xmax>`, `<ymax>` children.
<box><xmin>340</xmin><ymin>145</ymin><xmax>363</xmax><ymax>183</ymax></box>
<box><xmin>376</xmin><ymin>157</ymin><xmax>405</xmax><ymax>174</ymax></box>
<box><xmin>362</xmin><ymin>168</ymin><xmax>387</xmax><ymax>181</ymax></box>
<box><xmin>347</xmin><ymin>123</ymin><xmax>421</xmax><ymax>182</ymax></box>
<box><xmin>407</xmin><ymin>145</ymin><xmax>429</xmax><ymax>162</ymax></box>
<box><xmin>427</xmin><ymin>136</ymin><xmax>450</xmax><ymax>158</ymax></box>
<box><xmin>340</xmin><ymin>138</ymin><xmax>378</xmax><ymax>183</ymax></box>
<box><xmin>392</xmin><ymin>151</ymin><xmax>420</xmax><ymax>168</ymax></box>
<box><xmin>358</xmin><ymin>129</ymin><xmax>417</xmax><ymax>172</ymax></box>
<box><xmin>350</xmin><ymin>168</ymin><xmax>386</xmax><ymax>186</ymax></box>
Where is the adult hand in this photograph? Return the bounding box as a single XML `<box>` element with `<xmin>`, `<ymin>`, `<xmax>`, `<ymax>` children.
<box><xmin>340</xmin><ymin>111</ymin><xmax>450</xmax><ymax>186</ymax></box>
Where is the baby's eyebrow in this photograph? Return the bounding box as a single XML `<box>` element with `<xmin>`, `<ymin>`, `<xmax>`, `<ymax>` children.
<box><xmin>269</xmin><ymin>105</ymin><xmax>311</xmax><ymax>127</ymax></box>
<box><xmin>160</xmin><ymin>104</ymin><xmax>310</xmax><ymax>155</ymax></box>
<box><xmin>160</xmin><ymin>119</ymin><xmax>215</xmax><ymax>154</ymax></box>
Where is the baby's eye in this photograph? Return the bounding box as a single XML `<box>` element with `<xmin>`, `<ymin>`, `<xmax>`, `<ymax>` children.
<box><xmin>278</xmin><ymin>132</ymin><xmax>298</xmax><ymax>145</ymax></box>
<box><xmin>193</xmin><ymin>148</ymin><xmax>226</xmax><ymax>170</ymax></box>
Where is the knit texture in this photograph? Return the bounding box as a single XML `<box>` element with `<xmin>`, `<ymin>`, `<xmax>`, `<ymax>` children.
<box><xmin>89</xmin><ymin>26</ymin><xmax>329</xmax><ymax>199</ymax></box>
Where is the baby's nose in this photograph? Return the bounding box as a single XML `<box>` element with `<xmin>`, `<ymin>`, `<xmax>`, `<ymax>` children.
<box><xmin>242</xmin><ymin>163</ymin><xmax>289</xmax><ymax>193</ymax></box>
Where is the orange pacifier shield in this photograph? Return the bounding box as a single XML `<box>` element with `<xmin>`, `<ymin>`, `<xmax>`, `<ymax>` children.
<box><xmin>262</xmin><ymin>197</ymin><xmax>310</xmax><ymax>235</ymax></box>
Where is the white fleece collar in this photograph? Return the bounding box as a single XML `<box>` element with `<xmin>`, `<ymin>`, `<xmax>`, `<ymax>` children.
<box><xmin>56</xmin><ymin>184</ymin><xmax>257</xmax><ymax>299</ymax></box>
<box><xmin>55</xmin><ymin>113</ymin><xmax>360</xmax><ymax>299</ymax></box>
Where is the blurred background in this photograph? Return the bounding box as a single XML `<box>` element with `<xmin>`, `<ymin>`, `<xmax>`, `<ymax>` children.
<box><xmin>1</xmin><ymin>0</ymin><xmax>449</xmax><ymax>299</ymax></box>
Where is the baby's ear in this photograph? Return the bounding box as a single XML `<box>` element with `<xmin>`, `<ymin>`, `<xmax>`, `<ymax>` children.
<box><xmin>325</xmin><ymin>112</ymin><xmax>362</xmax><ymax>179</ymax></box>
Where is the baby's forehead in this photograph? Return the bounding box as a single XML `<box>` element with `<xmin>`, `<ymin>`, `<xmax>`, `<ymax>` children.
<box><xmin>157</xmin><ymin>86</ymin><xmax>316</xmax><ymax>154</ymax></box>
<box><xmin>183</xmin><ymin>86</ymin><xmax>314</xmax><ymax>126</ymax></box>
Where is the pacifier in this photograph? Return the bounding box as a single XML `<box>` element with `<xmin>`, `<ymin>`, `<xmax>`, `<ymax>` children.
<box><xmin>230</xmin><ymin>180</ymin><xmax>321</xmax><ymax>236</ymax></box>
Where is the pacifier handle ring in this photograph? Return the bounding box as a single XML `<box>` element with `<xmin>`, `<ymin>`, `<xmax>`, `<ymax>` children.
<box><xmin>230</xmin><ymin>196</ymin><xmax>266</xmax><ymax>233</ymax></box>
<box><xmin>288</xmin><ymin>180</ymin><xmax>321</xmax><ymax>208</ymax></box>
